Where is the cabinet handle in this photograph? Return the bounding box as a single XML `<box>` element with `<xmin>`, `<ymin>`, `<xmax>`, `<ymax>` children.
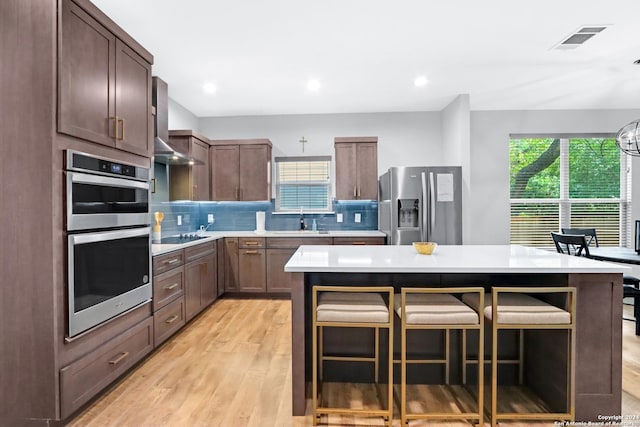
<box><xmin>357</xmin><ymin>186</ymin><xmax>361</xmax><ymax>198</ymax></box>
<box><xmin>245</xmin><ymin>250</ymin><xmax>258</xmax><ymax>254</ymax></box>
<box><xmin>111</xmin><ymin>116</ymin><xmax>118</xmax><ymax>139</ymax></box>
<box><xmin>244</xmin><ymin>241</ymin><xmax>259</xmax><ymax>246</ymax></box>
<box><xmin>165</xmin><ymin>258</ymin><xmax>180</xmax><ymax>265</ymax></box>
<box><xmin>108</xmin><ymin>351</ymin><xmax>129</xmax><ymax>365</ymax></box>
<box><xmin>351</xmin><ymin>241</ymin><xmax>367</xmax><ymax>245</ymax></box>
<box><xmin>151</xmin><ymin>178</ymin><xmax>157</xmax><ymax>194</ymax></box>
<box><xmin>118</xmin><ymin>118</ymin><xmax>125</xmax><ymax>140</ymax></box>
<box><xmin>193</xmin><ymin>185</ymin><xmax>197</xmax><ymax>199</ymax></box>
<box><xmin>164</xmin><ymin>283</ymin><xmax>179</xmax><ymax>290</ymax></box>
<box><xmin>353</xmin><ymin>186</ymin><xmax>357</xmax><ymax>198</ymax></box>
<box><xmin>165</xmin><ymin>315</ymin><xmax>179</xmax><ymax>324</ymax></box>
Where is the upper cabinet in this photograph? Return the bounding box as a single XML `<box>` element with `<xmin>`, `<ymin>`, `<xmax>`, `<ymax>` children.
<box><xmin>210</xmin><ymin>139</ymin><xmax>272</xmax><ymax>201</ymax></box>
<box><xmin>58</xmin><ymin>0</ymin><xmax>153</xmax><ymax>157</ymax></box>
<box><xmin>168</xmin><ymin>130</ymin><xmax>211</xmax><ymax>201</ymax></box>
<box><xmin>334</xmin><ymin>137</ymin><xmax>378</xmax><ymax>200</ymax></box>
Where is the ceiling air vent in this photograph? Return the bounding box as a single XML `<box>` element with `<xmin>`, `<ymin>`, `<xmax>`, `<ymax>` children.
<box><xmin>553</xmin><ymin>26</ymin><xmax>608</xmax><ymax>50</ymax></box>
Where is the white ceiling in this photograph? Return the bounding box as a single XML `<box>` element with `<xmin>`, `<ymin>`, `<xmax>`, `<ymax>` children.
<box><xmin>92</xmin><ymin>0</ymin><xmax>640</xmax><ymax>117</ymax></box>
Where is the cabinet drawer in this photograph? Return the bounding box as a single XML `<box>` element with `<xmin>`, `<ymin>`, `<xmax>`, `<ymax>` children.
<box><xmin>153</xmin><ymin>250</ymin><xmax>185</xmax><ymax>275</ymax></box>
<box><xmin>333</xmin><ymin>237</ymin><xmax>385</xmax><ymax>245</ymax></box>
<box><xmin>152</xmin><ymin>268</ymin><xmax>184</xmax><ymax>310</ymax></box>
<box><xmin>184</xmin><ymin>241</ymin><xmax>215</xmax><ymax>262</ymax></box>
<box><xmin>154</xmin><ymin>296</ymin><xmax>186</xmax><ymax>347</ymax></box>
<box><xmin>60</xmin><ymin>317</ymin><xmax>153</xmax><ymax>418</ymax></box>
<box><xmin>239</xmin><ymin>237</ymin><xmax>265</xmax><ymax>248</ymax></box>
<box><xmin>266</xmin><ymin>237</ymin><xmax>332</xmax><ymax>248</ymax></box>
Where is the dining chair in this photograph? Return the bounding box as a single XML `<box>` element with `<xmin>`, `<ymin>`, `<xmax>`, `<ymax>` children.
<box><xmin>551</xmin><ymin>232</ymin><xmax>590</xmax><ymax>256</ymax></box>
<box><xmin>561</xmin><ymin>227</ymin><xmax>598</xmax><ymax>248</ymax></box>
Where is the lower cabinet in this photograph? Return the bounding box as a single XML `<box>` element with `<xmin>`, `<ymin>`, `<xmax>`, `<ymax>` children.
<box><xmin>266</xmin><ymin>248</ymin><xmax>301</xmax><ymax>293</ymax></box>
<box><xmin>184</xmin><ymin>242</ymin><xmax>217</xmax><ymax>322</ymax></box>
<box><xmin>153</xmin><ymin>297</ymin><xmax>186</xmax><ymax>347</ymax></box>
<box><xmin>238</xmin><ymin>248</ymin><xmax>266</xmax><ymax>291</ymax></box>
<box><xmin>59</xmin><ymin>317</ymin><xmax>154</xmax><ymax>419</ymax></box>
<box><xmin>224</xmin><ymin>237</ymin><xmax>240</xmax><ymax>292</ymax></box>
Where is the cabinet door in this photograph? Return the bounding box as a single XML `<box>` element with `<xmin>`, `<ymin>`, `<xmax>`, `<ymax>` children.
<box><xmin>356</xmin><ymin>143</ymin><xmax>378</xmax><ymax>200</ymax></box>
<box><xmin>335</xmin><ymin>143</ymin><xmax>357</xmax><ymax>200</ymax></box>
<box><xmin>58</xmin><ymin>0</ymin><xmax>116</xmax><ymax>146</ymax></box>
<box><xmin>201</xmin><ymin>253</ymin><xmax>217</xmax><ymax>307</ymax></box>
<box><xmin>184</xmin><ymin>260</ymin><xmax>202</xmax><ymax>322</ymax></box>
<box><xmin>192</xmin><ymin>140</ymin><xmax>210</xmax><ymax>201</ymax></box>
<box><xmin>217</xmin><ymin>239</ymin><xmax>225</xmax><ymax>297</ymax></box>
<box><xmin>238</xmin><ymin>249</ymin><xmax>266</xmax><ymax>292</ymax></box>
<box><xmin>266</xmin><ymin>248</ymin><xmax>301</xmax><ymax>294</ymax></box>
<box><xmin>239</xmin><ymin>144</ymin><xmax>271</xmax><ymax>201</ymax></box>
<box><xmin>210</xmin><ymin>145</ymin><xmax>240</xmax><ymax>200</ymax></box>
<box><xmin>114</xmin><ymin>39</ymin><xmax>152</xmax><ymax>157</ymax></box>
<box><xmin>224</xmin><ymin>238</ymin><xmax>239</xmax><ymax>291</ymax></box>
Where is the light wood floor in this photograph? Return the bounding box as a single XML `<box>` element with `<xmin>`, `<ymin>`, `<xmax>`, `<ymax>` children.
<box><xmin>67</xmin><ymin>299</ymin><xmax>640</xmax><ymax>427</ymax></box>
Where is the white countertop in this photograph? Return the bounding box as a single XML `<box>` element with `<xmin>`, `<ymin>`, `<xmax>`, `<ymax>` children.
<box><xmin>151</xmin><ymin>230</ymin><xmax>386</xmax><ymax>255</ymax></box>
<box><xmin>284</xmin><ymin>244</ymin><xmax>629</xmax><ymax>274</ymax></box>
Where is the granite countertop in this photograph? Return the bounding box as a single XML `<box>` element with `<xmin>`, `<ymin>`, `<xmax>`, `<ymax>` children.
<box><xmin>151</xmin><ymin>230</ymin><xmax>386</xmax><ymax>255</ymax></box>
<box><xmin>283</xmin><ymin>244</ymin><xmax>629</xmax><ymax>274</ymax></box>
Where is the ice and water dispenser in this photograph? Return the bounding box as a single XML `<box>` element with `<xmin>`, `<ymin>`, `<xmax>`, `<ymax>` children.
<box><xmin>398</xmin><ymin>199</ymin><xmax>419</xmax><ymax>228</ymax></box>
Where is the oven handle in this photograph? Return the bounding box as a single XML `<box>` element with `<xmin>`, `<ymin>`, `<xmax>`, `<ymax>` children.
<box><xmin>68</xmin><ymin>226</ymin><xmax>151</xmax><ymax>245</ymax></box>
<box><xmin>69</xmin><ymin>171</ymin><xmax>149</xmax><ymax>191</ymax></box>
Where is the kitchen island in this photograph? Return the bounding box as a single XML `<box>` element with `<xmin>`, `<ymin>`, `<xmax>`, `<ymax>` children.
<box><xmin>284</xmin><ymin>244</ymin><xmax>627</xmax><ymax>420</ymax></box>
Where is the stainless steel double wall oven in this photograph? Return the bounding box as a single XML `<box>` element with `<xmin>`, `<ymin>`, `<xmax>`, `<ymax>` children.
<box><xmin>65</xmin><ymin>150</ymin><xmax>152</xmax><ymax>337</ymax></box>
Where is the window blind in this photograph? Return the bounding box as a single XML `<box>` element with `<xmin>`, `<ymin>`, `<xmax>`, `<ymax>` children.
<box><xmin>275</xmin><ymin>156</ymin><xmax>331</xmax><ymax>211</ymax></box>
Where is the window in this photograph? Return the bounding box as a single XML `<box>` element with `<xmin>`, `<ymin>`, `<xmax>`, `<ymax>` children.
<box><xmin>510</xmin><ymin>136</ymin><xmax>632</xmax><ymax>247</ymax></box>
<box><xmin>275</xmin><ymin>156</ymin><xmax>332</xmax><ymax>212</ymax></box>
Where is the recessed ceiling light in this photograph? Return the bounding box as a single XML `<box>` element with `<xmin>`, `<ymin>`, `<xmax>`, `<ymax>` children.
<box><xmin>414</xmin><ymin>76</ymin><xmax>429</xmax><ymax>87</ymax></box>
<box><xmin>307</xmin><ymin>79</ymin><xmax>321</xmax><ymax>91</ymax></box>
<box><xmin>203</xmin><ymin>83</ymin><xmax>216</xmax><ymax>94</ymax></box>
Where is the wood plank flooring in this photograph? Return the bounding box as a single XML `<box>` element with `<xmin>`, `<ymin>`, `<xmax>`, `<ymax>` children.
<box><xmin>67</xmin><ymin>299</ymin><xmax>640</xmax><ymax>427</ymax></box>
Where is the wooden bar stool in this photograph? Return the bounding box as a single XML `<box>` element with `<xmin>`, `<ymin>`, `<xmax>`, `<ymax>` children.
<box><xmin>396</xmin><ymin>287</ymin><xmax>484</xmax><ymax>426</ymax></box>
<box><xmin>463</xmin><ymin>287</ymin><xmax>576</xmax><ymax>427</ymax></box>
<box><xmin>312</xmin><ymin>285</ymin><xmax>394</xmax><ymax>426</ymax></box>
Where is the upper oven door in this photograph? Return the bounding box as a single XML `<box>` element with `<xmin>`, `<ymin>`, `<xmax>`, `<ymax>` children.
<box><xmin>66</xmin><ymin>171</ymin><xmax>150</xmax><ymax>231</ymax></box>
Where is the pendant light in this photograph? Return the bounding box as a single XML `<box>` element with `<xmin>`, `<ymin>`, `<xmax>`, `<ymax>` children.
<box><xmin>616</xmin><ymin>119</ymin><xmax>640</xmax><ymax>156</ymax></box>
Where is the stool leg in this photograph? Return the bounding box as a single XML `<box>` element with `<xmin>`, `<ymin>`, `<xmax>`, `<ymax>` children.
<box><xmin>445</xmin><ymin>329</ymin><xmax>451</xmax><ymax>385</ymax></box>
<box><xmin>478</xmin><ymin>325</ymin><xmax>485</xmax><ymax>426</ymax></box>
<box><xmin>518</xmin><ymin>329</ymin><xmax>524</xmax><ymax>385</ymax></box>
<box><xmin>462</xmin><ymin>329</ymin><xmax>467</xmax><ymax>385</ymax></box>
<box><xmin>387</xmin><ymin>324</ymin><xmax>394</xmax><ymax>427</ymax></box>
<box><xmin>635</xmin><ymin>296</ymin><xmax>640</xmax><ymax>336</ymax></box>
<box><xmin>491</xmin><ymin>323</ymin><xmax>498</xmax><ymax>427</ymax></box>
<box><xmin>312</xmin><ymin>323</ymin><xmax>319</xmax><ymax>425</ymax></box>
<box><xmin>319</xmin><ymin>326</ymin><xmax>324</xmax><ymax>381</ymax></box>
<box><xmin>375</xmin><ymin>327</ymin><xmax>380</xmax><ymax>383</ymax></box>
<box><xmin>401</xmin><ymin>323</ymin><xmax>407</xmax><ymax>425</ymax></box>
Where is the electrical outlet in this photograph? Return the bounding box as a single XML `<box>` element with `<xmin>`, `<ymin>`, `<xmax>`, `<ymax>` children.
<box><xmin>337</xmin><ymin>213</ymin><xmax>343</xmax><ymax>223</ymax></box>
<box><xmin>208</xmin><ymin>214</ymin><xmax>215</xmax><ymax>224</ymax></box>
<box><xmin>177</xmin><ymin>215</ymin><xmax>182</xmax><ymax>226</ymax></box>
<box><xmin>355</xmin><ymin>213</ymin><xmax>361</xmax><ymax>223</ymax></box>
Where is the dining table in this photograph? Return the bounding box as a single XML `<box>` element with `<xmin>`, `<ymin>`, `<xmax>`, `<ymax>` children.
<box><xmin>588</xmin><ymin>246</ymin><xmax>640</xmax><ymax>264</ymax></box>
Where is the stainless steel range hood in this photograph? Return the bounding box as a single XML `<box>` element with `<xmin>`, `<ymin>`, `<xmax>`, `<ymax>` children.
<box><xmin>152</xmin><ymin>77</ymin><xmax>192</xmax><ymax>164</ymax></box>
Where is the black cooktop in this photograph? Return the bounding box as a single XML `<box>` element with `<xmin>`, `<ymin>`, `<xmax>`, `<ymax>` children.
<box><xmin>160</xmin><ymin>234</ymin><xmax>207</xmax><ymax>244</ymax></box>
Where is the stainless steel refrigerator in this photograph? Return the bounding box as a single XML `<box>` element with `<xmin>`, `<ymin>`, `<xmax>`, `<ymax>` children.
<box><xmin>378</xmin><ymin>166</ymin><xmax>462</xmax><ymax>245</ymax></box>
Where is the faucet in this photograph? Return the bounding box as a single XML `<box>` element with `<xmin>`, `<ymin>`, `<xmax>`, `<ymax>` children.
<box><xmin>299</xmin><ymin>208</ymin><xmax>306</xmax><ymax>230</ymax></box>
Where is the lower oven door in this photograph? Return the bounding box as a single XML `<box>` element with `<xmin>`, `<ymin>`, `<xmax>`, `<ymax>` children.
<box><xmin>67</xmin><ymin>227</ymin><xmax>152</xmax><ymax>337</ymax></box>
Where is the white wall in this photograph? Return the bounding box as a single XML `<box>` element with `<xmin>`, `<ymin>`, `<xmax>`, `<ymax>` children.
<box><xmin>168</xmin><ymin>98</ymin><xmax>199</xmax><ymax>130</ymax></box>
<box><xmin>469</xmin><ymin>109</ymin><xmax>640</xmax><ymax>245</ymax></box>
<box><xmin>169</xmin><ymin>101</ymin><xmax>640</xmax><ymax>244</ymax></box>
<box><xmin>198</xmin><ymin>112</ymin><xmax>444</xmax><ymax>195</ymax></box>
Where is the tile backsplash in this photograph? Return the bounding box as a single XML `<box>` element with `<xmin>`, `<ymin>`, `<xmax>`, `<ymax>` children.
<box><xmin>150</xmin><ymin>200</ymin><xmax>378</xmax><ymax>237</ymax></box>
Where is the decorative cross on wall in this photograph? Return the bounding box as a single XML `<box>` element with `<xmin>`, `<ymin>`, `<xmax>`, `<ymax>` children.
<box><xmin>299</xmin><ymin>136</ymin><xmax>308</xmax><ymax>152</ymax></box>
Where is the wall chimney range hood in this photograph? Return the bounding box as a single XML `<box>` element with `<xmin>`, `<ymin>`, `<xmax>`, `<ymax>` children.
<box><xmin>152</xmin><ymin>77</ymin><xmax>200</xmax><ymax>164</ymax></box>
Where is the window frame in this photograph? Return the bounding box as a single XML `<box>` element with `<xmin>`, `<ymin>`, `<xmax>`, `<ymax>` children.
<box><xmin>509</xmin><ymin>133</ymin><xmax>632</xmax><ymax>247</ymax></box>
<box><xmin>274</xmin><ymin>155</ymin><xmax>332</xmax><ymax>213</ymax></box>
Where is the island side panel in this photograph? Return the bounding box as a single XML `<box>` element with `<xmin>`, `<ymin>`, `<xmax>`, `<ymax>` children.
<box><xmin>291</xmin><ymin>274</ymin><xmax>307</xmax><ymax>416</ymax></box>
<box><xmin>572</xmin><ymin>272</ymin><xmax>622</xmax><ymax>421</ymax></box>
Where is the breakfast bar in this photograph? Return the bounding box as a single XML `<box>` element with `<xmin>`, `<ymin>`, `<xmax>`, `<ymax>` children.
<box><xmin>285</xmin><ymin>244</ymin><xmax>628</xmax><ymax>420</ymax></box>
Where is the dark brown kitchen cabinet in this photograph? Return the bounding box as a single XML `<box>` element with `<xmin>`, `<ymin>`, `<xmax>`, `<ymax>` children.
<box><xmin>224</xmin><ymin>238</ymin><xmax>240</xmax><ymax>292</ymax></box>
<box><xmin>210</xmin><ymin>139</ymin><xmax>272</xmax><ymax>201</ymax></box>
<box><xmin>168</xmin><ymin>130</ymin><xmax>211</xmax><ymax>201</ymax></box>
<box><xmin>265</xmin><ymin>237</ymin><xmax>332</xmax><ymax>294</ymax></box>
<box><xmin>238</xmin><ymin>238</ymin><xmax>266</xmax><ymax>292</ymax></box>
<box><xmin>334</xmin><ymin>137</ymin><xmax>378</xmax><ymax>200</ymax></box>
<box><xmin>184</xmin><ymin>242</ymin><xmax>217</xmax><ymax>321</ymax></box>
<box><xmin>58</xmin><ymin>0</ymin><xmax>152</xmax><ymax>157</ymax></box>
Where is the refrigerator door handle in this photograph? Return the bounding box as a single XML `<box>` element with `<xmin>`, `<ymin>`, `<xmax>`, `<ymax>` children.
<box><xmin>429</xmin><ymin>172</ymin><xmax>436</xmax><ymax>232</ymax></box>
<box><xmin>421</xmin><ymin>172</ymin><xmax>428</xmax><ymax>241</ymax></box>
